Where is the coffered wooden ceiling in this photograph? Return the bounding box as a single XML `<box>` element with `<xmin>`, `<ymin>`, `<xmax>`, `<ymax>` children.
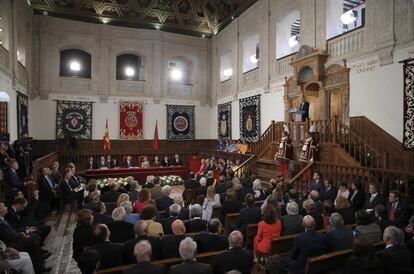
<box><xmin>30</xmin><ymin>0</ymin><xmax>258</xmax><ymax>38</ymax></box>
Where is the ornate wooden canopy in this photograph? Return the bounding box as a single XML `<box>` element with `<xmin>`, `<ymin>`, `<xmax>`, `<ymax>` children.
<box><xmin>30</xmin><ymin>0</ymin><xmax>257</xmax><ymax>37</ymax></box>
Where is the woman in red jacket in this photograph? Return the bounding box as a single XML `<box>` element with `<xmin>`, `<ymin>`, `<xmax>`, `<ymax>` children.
<box><xmin>254</xmin><ymin>205</ymin><xmax>282</xmax><ymax>257</ymax></box>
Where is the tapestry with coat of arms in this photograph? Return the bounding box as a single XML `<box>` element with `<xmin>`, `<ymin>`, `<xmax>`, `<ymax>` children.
<box><xmin>404</xmin><ymin>62</ymin><xmax>414</xmax><ymax>150</ymax></box>
<box><xmin>120</xmin><ymin>101</ymin><xmax>143</xmax><ymax>140</ymax></box>
<box><xmin>56</xmin><ymin>100</ymin><xmax>93</xmax><ymax>139</ymax></box>
<box><xmin>167</xmin><ymin>105</ymin><xmax>194</xmax><ymax>140</ymax></box>
<box><xmin>239</xmin><ymin>95</ymin><xmax>260</xmax><ymax>143</ymax></box>
<box><xmin>217</xmin><ymin>102</ymin><xmax>231</xmax><ymax>140</ymax></box>
<box><xmin>16</xmin><ymin>92</ymin><xmax>29</xmax><ymax>137</ymax></box>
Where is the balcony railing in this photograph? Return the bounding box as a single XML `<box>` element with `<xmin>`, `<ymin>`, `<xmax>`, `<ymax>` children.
<box><xmin>242</xmin><ymin>68</ymin><xmax>259</xmax><ymax>86</ymax></box>
<box><xmin>220</xmin><ymin>80</ymin><xmax>232</xmax><ymax>95</ymax></box>
<box><xmin>117</xmin><ymin>80</ymin><xmax>145</xmax><ymax>93</ymax></box>
<box><xmin>274</xmin><ymin>54</ymin><xmax>293</xmax><ymax>78</ymax></box>
<box><xmin>168</xmin><ymin>83</ymin><xmax>193</xmax><ymax>97</ymax></box>
<box><xmin>60</xmin><ymin>77</ymin><xmax>91</xmax><ymax>92</ymax></box>
<box><xmin>327</xmin><ymin>27</ymin><xmax>365</xmax><ymax>60</ymax></box>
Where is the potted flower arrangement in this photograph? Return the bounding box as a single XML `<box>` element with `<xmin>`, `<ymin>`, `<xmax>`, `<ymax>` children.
<box><xmin>96</xmin><ymin>177</ymin><xmax>129</xmax><ymax>189</ymax></box>
<box><xmin>159</xmin><ymin>175</ymin><xmax>184</xmax><ymax>186</ymax></box>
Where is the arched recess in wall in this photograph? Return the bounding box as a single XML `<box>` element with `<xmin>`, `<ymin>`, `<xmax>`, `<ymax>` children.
<box><xmin>220</xmin><ymin>50</ymin><xmax>233</xmax><ymax>82</ymax></box>
<box><xmin>167</xmin><ymin>56</ymin><xmax>193</xmax><ymax>85</ymax></box>
<box><xmin>276</xmin><ymin>9</ymin><xmax>300</xmax><ymax>59</ymax></box>
<box><xmin>59</xmin><ymin>48</ymin><xmax>92</xmax><ymax>79</ymax></box>
<box><xmin>116</xmin><ymin>53</ymin><xmax>145</xmax><ymax>81</ymax></box>
<box><xmin>326</xmin><ymin>0</ymin><xmax>366</xmax><ymax>39</ymax></box>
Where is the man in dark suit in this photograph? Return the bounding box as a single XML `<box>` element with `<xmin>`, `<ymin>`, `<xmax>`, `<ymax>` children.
<box><xmin>101</xmin><ymin>183</ymin><xmax>121</xmax><ymax>203</ymax></box>
<box><xmin>123</xmin><ymin>155</ymin><xmax>136</xmax><ymax>168</ymax></box>
<box><xmin>172</xmin><ymin>154</ymin><xmax>182</xmax><ymax>166</ymax></box>
<box><xmin>123</xmin><ymin>239</ymin><xmax>165</xmax><ymax>274</ymax></box>
<box><xmin>184</xmin><ymin>172</ymin><xmax>198</xmax><ymax>190</ymax></box>
<box><xmin>197</xmin><ymin>219</ymin><xmax>228</xmax><ymax>253</ymax></box>
<box><xmin>169</xmin><ymin>237</ymin><xmax>212</xmax><ymax>274</ymax></box>
<box><xmin>161</xmin><ymin>156</ymin><xmax>170</xmax><ymax>167</ymax></box>
<box><xmin>376</xmin><ymin>226</ymin><xmax>413</xmax><ymax>274</ymax></box>
<box><xmin>320</xmin><ymin>178</ymin><xmax>337</xmax><ymax>202</ymax></box>
<box><xmin>124</xmin><ymin>220</ymin><xmax>162</xmax><ymax>264</ymax></box>
<box><xmin>108</xmin><ymin>207</ymin><xmax>134</xmax><ymax>243</ymax></box>
<box><xmin>160</xmin><ymin>204</ymin><xmax>181</xmax><ymax>235</ymax></box>
<box><xmin>326</xmin><ymin>213</ymin><xmax>354</xmax><ymax>251</ymax></box>
<box><xmin>0</xmin><ymin>202</ymin><xmax>50</xmax><ymax>273</ymax></box>
<box><xmin>86</xmin><ymin>157</ymin><xmax>96</xmax><ymax>170</ymax></box>
<box><xmin>387</xmin><ymin>190</ymin><xmax>410</xmax><ymax>229</ymax></box>
<box><xmin>213</xmin><ymin>230</ymin><xmax>253</xmax><ymax>274</ymax></box>
<box><xmin>185</xmin><ymin>204</ymin><xmax>207</xmax><ymax>233</ymax></box>
<box><xmin>4</xmin><ymin>159</ymin><xmax>24</xmax><ymax>190</ymax></box>
<box><xmin>363</xmin><ymin>183</ymin><xmax>385</xmax><ymax>210</ymax></box>
<box><xmin>282</xmin><ymin>215</ymin><xmax>330</xmax><ymax>274</ymax></box>
<box><xmin>237</xmin><ymin>193</ymin><xmax>262</xmax><ymax>233</ymax></box>
<box><xmin>349</xmin><ymin>180</ymin><xmax>365</xmax><ymax>211</ymax></box>
<box><xmin>156</xmin><ymin>185</ymin><xmax>174</xmax><ymax>211</ymax></box>
<box><xmin>106</xmin><ymin>155</ymin><xmax>114</xmax><ymax>169</ymax></box>
<box><xmin>89</xmin><ymin>224</ymin><xmax>124</xmax><ymax>270</ymax></box>
<box><xmin>163</xmin><ymin>219</ymin><xmax>187</xmax><ymax>259</ymax></box>
<box><xmin>281</xmin><ymin>202</ymin><xmax>304</xmax><ymax>236</ymax></box>
<box><xmin>38</xmin><ymin>167</ymin><xmax>59</xmax><ymax>211</ymax></box>
<box><xmin>93</xmin><ymin>202</ymin><xmax>114</xmax><ymax>225</ymax></box>
<box><xmin>298</xmin><ymin>95</ymin><xmax>310</xmax><ymax>121</ymax></box>
<box><xmin>97</xmin><ymin>156</ymin><xmax>107</xmax><ymax>169</ymax></box>
<box><xmin>309</xmin><ymin>172</ymin><xmax>323</xmax><ymax>194</ymax></box>
<box><xmin>59</xmin><ymin>168</ymin><xmax>83</xmax><ymax>207</ymax></box>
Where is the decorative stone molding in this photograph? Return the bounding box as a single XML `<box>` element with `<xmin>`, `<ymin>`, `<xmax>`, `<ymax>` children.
<box><xmin>378</xmin><ymin>49</ymin><xmax>394</xmax><ymax>66</ymax></box>
<box><xmin>99</xmin><ymin>95</ymin><xmax>109</xmax><ymax>103</ymax></box>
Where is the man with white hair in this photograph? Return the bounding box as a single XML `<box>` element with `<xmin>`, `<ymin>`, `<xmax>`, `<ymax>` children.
<box><xmin>281</xmin><ymin>201</ymin><xmax>304</xmax><ymax>236</ymax></box>
<box><xmin>160</xmin><ymin>203</ymin><xmax>181</xmax><ymax>235</ymax></box>
<box><xmin>156</xmin><ymin>185</ymin><xmax>174</xmax><ymax>211</ymax></box>
<box><xmin>124</xmin><ymin>240</ymin><xmax>165</xmax><ymax>274</ymax></box>
<box><xmin>213</xmin><ymin>230</ymin><xmax>253</xmax><ymax>274</ymax></box>
<box><xmin>124</xmin><ymin>220</ymin><xmax>162</xmax><ymax>264</ymax></box>
<box><xmin>121</xmin><ymin>201</ymin><xmax>140</xmax><ymax>225</ymax></box>
<box><xmin>377</xmin><ymin>226</ymin><xmax>413</xmax><ymax>274</ymax></box>
<box><xmin>169</xmin><ymin>237</ymin><xmax>212</xmax><ymax>274</ymax></box>
<box><xmin>107</xmin><ymin>206</ymin><xmax>134</xmax><ymax>243</ymax></box>
<box><xmin>195</xmin><ymin>177</ymin><xmax>208</xmax><ymax>196</ymax></box>
<box><xmin>326</xmin><ymin>213</ymin><xmax>353</xmax><ymax>251</ymax></box>
<box><xmin>186</xmin><ymin>204</ymin><xmax>207</xmax><ymax>233</ymax></box>
<box><xmin>163</xmin><ymin>219</ymin><xmax>187</xmax><ymax>259</ymax></box>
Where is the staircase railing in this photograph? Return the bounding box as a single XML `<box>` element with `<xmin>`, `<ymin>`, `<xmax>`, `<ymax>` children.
<box><xmin>285</xmin><ymin>161</ymin><xmax>314</xmax><ymax>198</ymax></box>
<box><xmin>251</xmin><ymin>121</ymin><xmax>285</xmax><ymax>157</ymax></box>
<box><xmin>233</xmin><ymin>154</ymin><xmax>257</xmax><ymax>181</ymax></box>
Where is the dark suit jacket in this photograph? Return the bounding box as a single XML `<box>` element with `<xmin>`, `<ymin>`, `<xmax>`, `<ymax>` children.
<box><xmin>197</xmin><ymin>232</ymin><xmax>228</xmax><ymax>253</ymax></box>
<box><xmin>335</xmin><ymin>208</ymin><xmax>355</xmax><ymax>225</ymax></box>
<box><xmin>97</xmin><ymin>161</ymin><xmax>108</xmax><ymax>169</ymax></box>
<box><xmin>89</xmin><ymin>241</ymin><xmax>124</xmax><ymax>269</ymax></box>
<box><xmin>309</xmin><ymin>180</ymin><xmax>324</xmax><ymax>194</ymax></box>
<box><xmin>326</xmin><ymin>226</ymin><xmax>354</xmax><ymax>251</ymax></box>
<box><xmin>93</xmin><ymin>213</ymin><xmax>114</xmax><ymax>225</ymax></box>
<box><xmin>101</xmin><ymin>190</ymin><xmax>121</xmax><ymax>203</ymax></box>
<box><xmin>0</xmin><ymin>218</ymin><xmax>23</xmax><ymax>245</ymax></box>
<box><xmin>185</xmin><ymin>219</ymin><xmax>207</xmax><ymax>233</ymax></box>
<box><xmin>86</xmin><ymin>161</ymin><xmax>96</xmax><ymax>170</ymax></box>
<box><xmin>321</xmin><ymin>186</ymin><xmax>338</xmax><ymax>202</ymax></box>
<box><xmin>238</xmin><ymin>206</ymin><xmax>262</xmax><ymax>233</ymax></box>
<box><xmin>386</xmin><ymin>201</ymin><xmax>410</xmax><ymax>228</ymax></box>
<box><xmin>169</xmin><ymin>260</ymin><xmax>212</xmax><ymax>274</ymax></box>
<box><xmin>376</xmin><ymin>245</ymin><xmax>413</xmax><ymax>274</ymax></box>
<box><xmin>162</xmin><ymin>234</ymin><xmax>186</xmax><ymax>259</ymax></box>
<box><xmin>128</xmin><ymin>190</ymin><xmax>139</xmax><ymax>203</ymax></box>
<box><xmin>172</xmin><ymin>159</ymin><xmax>182</xmax><ymax>166</ymax></box>
<box><xmin>363</xmin><ymin>193</ymin><xmax>385</xmax><ymax>210</ymax></box>
<box><xmin>156</xmin><ymin>196</ymin><xmax>174</xmax><ymax>211</ymax></box>
<box><xmin>349</xmin><ymin>190</ymin><xmax>365</xmax><ymax>211</ymax></box>
<box><xmin>38</xmin><ymin>176</ymin><xmax>57</xmax><ymax>202</ymax></box>
<box><xmin>73</xmin><ymin>224</ymin><xmax>96</xmax><ymax>260</ymax></box>
<box><xmin>123</xmin><ymin>261</ymin><xmax>165</xmax><ymax>274</ymax></box>
<box><xmin>213</xmin><ymin>247</ymin><xmax>254</xmax><ymax>274</ymax></box>
<box><xmin>5</xmin><ymin>207</ymin><xmax>24</xmax><ymax>233</ymax></box>
<box><xmin>160</xmin><ymin>216</ymin><xmax>177</xmax><ymax>235</ymax></box>
<box><xmin>184</xmin><ymin>179</ymin><xmax>198</xmax><ymax>190</ymax></box>
<box><xmin>215</xmin><ymin>183</ymin><xmax>228</xmax><ymax>194</ymax></box>
<box><xmin>4</xmin><ymin>168</ymin><xmax>24</xmax><ymax>189</ymax></box>
<box><xmin>122</xmin><ymin>160</ymin><xmax>136</xmax><ymax>168</ymax></box>
<box><xmin>299</xmin><ymin>101</ymin><xmax>310</xmax><ymax>121</ymax></box>
<box><xmin>108</xmin><ymin>221</ymin><xmax>134</xmax><ymax>243</ymax></box>
<box><xmin>124</xmin><ymin>235</ymin><xmax>162</xmax><ymax>263</ymax></box>
<box><xmin>161</xmin><ymin>160</ymin><xmax>170</xmax><ymax>166</ymax></box>
<box><xmin>221</xmin><ymin>200</ymin><xmax>243</xmax><ymax>225</ymax></box>
<box><xmin>59</xmin><ymin>179</ymin><xmax>78</xmax><ymax>204</ymax></box>
<box><xmin>281</xmin><ymin>215</ymin><xmax>304</xmax><ymax>236</ymax></box>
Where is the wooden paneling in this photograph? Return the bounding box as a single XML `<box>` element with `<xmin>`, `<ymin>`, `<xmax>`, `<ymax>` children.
<box><xmin>350</xmin><ymin>116</ymin><xmax>414</xmax><ymax>171</ymax></box>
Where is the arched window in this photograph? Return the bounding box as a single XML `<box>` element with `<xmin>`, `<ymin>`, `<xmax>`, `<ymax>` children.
<box><xmin>168</xmin><ymin>56</ymin><xmax>193</xmax><ymax>85</ymax></box>
<box><xmin>326</xmin><ymin>0</ymin><xmax>365</xmax><ymax>39</ymax></box>
<box><xmin>59</xmin><ymin>49</ymin><xmax>91</xmax><ymax>78</ymax></box>
<box><xmin>276</xmin><ymin>10</ymin><xmax>300</xmax><ymax>59</ymax></box>
<box><xmin>116</xmin><ymin>54</ymin><xmax>144</xmax><ymax>81</ymax></box>
<box><xmin>242</xmin><ymin>34</ymin><xmax>260</xmax><ymax>73</ymax></box>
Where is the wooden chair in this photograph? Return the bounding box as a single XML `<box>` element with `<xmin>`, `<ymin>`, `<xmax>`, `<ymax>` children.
<box><xmin>225</xmin><ymin>213</ymin><xmax>239</xmax><ymax>234</ymax></box>
<box><xmin>245</xmin><ymin>223</ymin><xmax>258</xmax><ymax>249</ymax></box>
<box><xmin>212</xmin><ymin>205</ymin><xmax>222</xmax><ymax>219</ymax></box>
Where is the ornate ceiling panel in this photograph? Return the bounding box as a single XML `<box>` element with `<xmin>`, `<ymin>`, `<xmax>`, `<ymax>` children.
<box><xmin>30</xmin><ymin>0</ymin><xmax>258</xmax><ymax>37</ymax></box>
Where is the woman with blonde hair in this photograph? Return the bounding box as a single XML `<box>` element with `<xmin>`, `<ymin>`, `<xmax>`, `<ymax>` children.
<box><xmin>202</xmin><ymin>186</ymin><xmax>221</xmax><ymax>221</ymax></box>
<box><xmin>116</xmin><ymin>193</ymin><xmax>130</xmax><ymax>207</ymax></box>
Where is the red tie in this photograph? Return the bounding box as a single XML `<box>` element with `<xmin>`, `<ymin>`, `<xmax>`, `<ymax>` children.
<box><xmin>389</xmin><ymin>203</ymin><xmax>396</xmax><ymax>221</ymax></box>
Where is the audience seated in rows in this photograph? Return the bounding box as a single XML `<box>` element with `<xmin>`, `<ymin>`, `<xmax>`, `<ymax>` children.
<box><xmin>254</xmin><ymin>205</ymin><xmax>282</xmax><ymax>256</ymax></box>
<box><xmin>108</xmin><ymin>207</ymin><xmax>134</xmax><ymax>243</ymax></box>
<box><xmin>281</xmin><ymin>201</ymin><xmax>303</xmax><ymax>236</ymax></box>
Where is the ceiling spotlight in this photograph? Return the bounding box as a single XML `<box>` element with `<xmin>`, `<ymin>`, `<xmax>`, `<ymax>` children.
<box><xmin>0</xmin><ymin>28</ymin><xmax>3</xmax><ymax>32</ymax></box>
<box><xmin>231</xmin><ymin>16</ymin><xmax>234</xmax><ymax>20</ymax></box>
<box><xmin>0</xmin><ymin>41</ymin><xmax>3</xmax><ymax>45</ymax></box>
<box><xmin>288</xmin><ymin>35</ymin><xmax>300</xmax><ymax>48</ymax></box>
<box><xmin>223</xmin><ymin>68</ymin><xmax>233</xmax><ymax>77</ymax></box>
<box><xmin>170</xmin><ymin>69</ymin><xmax>182</xmax><ymax>81</ymax></box>
<box><xmin>250</xmin><ymin>54</ymin><xmax>258</xmax><ymax>64</ymax></box>
<box><xmin>70</xmin><ymin>61</ymin><xmax>81</xmax><ymax>72</ymax></box>
<box><xmin>155</xmin><ymin>24</ymin><xmax>161</xmax><ymax>30</ymax></box>
<box><xmin>202</xmin><ymin>34</ymin><xmax>205</xmax><ymax>38</ymax></box>
<box><xmin>340</xmin><ymin>10</ymin><xmax>357</xmax><ymax>25</ymax></box>
<box><xmin>101</xmin><ymin>17</ymin><xmax>110</xmax><ymax>24</ymax></box>
<box><xmin>43</xmin><ymin>11</ymin><xmax>48</xmax><ymax>16</ymax></box>
<box><xmin>0</xmin><ymin>91</ymin><xmax>10</xmax><ymax>102</ymax></box>
<box><xmin>125</xmin><ymin>67</ymin><xmax>135</xmax><ymax>77</ymax></box>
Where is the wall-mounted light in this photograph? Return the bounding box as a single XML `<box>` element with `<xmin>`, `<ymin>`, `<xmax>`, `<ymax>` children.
<box><xmin>340</xmin><ymin>10</ymin><xmax>357</xmax><ymax>25</ymax></box>
<box><xmin>101</xmin><ymin>17</ymin><xmax>110</xmax><ymax>24</ymax></box>
<box><xmin>170</xmin><ymin>69</ymin><xmax>182</xmax><ymax>81</ymax></box>
<box><xmin>223</xmin><ymin>68</ymin><xmax>233</xmax><ymax>77</ymax></box>
<box><xmin>0</xmin><ymin>28</ymin><xmax>3</xmax><ymax>32</ymax></box>
<box><xmin>288</xmin><ymin>35</ymin><xmax>300</xmax><ymax>48</ymax></box>
<box><xmin>125</xmin><ymin>67</ymin><xmax>135</xmax><ymax>77</ymax></box>
<box><xmin>69</xmin><ymin>61</ymin><xmax>81</xmax><ymax>71</ymax></box>
<box><xmin>0</xmin><ymin>91</ymin><xmax>10</xmax><ymax>102</ymax></box>
<box><xmin>250</xmin><ymin>54</ymin><xmax>258</xmax><ymax>64</ymax></box>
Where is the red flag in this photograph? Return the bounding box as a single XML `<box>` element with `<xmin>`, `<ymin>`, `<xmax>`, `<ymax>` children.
<box><xmin>103</xmin><ymin>119</ymin><xmax>110</xmax><ymax>154</ymax></box>
<box><xmin>152</xmin><ymin>121</ymin><xmax>159</xmax><ymax>151</ymax></box>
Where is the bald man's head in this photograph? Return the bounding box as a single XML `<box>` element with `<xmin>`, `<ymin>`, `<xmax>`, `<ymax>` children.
<box><xmin>303</xmin><ymin>215</ymin><xmax>316</xmax><ymax>230</ymax></box>
<box><xmin>171</xmin><ymin>219</ymin><xmax>186</xmax><ymax>236</ymax></box>
<box><xmin>228</xmin><ymin>230</ymin><xmax>243</xmax><ymax>248</ymax></box>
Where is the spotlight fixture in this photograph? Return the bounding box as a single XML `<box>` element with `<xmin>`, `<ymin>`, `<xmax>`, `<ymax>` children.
<box><xmin>101</xmin><ymin>17</ymin><xmax>110</xmax><ymax>24</ymax></box>
<box><xmin>288</xmin><ymin>35</ymin><xmax>300</xmax><ymax>48</ymax></box>
<box><xmin>69</xmin><ymin>61</ymin><xmax>81</xmax><ymax>72</ymax></box>
<box><xmin>223</xmin><ymin>68</ymin><xmax>233</xmax><ymax>77</ymax></box>
<box><xmin>170</xmin><ymin>69</ymin><xmax>182</xmax><ymax>81</ymax></box>
<box><xmin>155</xmin><ymin>24</ymin><xmax>161</xmax><ymax>30</ymax></box>
<box><xmin>43</xmin><ymin>11</ymin><xmax>48</xmax><ymax>16</ymax></box>
<box><xmin>0</xmin><ymin>28</ymin><xmax>3</xmax><ymax>32</ymax></box>
<box><xmin>250</xmin><ymin>54</ymin><xmax>258</xmax><ymax>64</ymax></box>
<box><xmin>0</xmin><ymin>41</ymin><xmax>3</xmax><ymax>45</ymax></box>
<box><xmin>0</xmin><ymin>91</ymin><xmax>10</xmax><ymax>102</ymax></box>
<box><xmin>202</xmin><ymin>34</ymin><xmax>205</xmax><ymax>38</ymax></box>
<box><xmin>125</xmin><ymin>67</ymin><xmax>135</xmax><ymax>77</ymax></box>
<box><xmin>340</xmin><ymin>10</ymin><xmax>357</xmax><ymax>25</ymax></box>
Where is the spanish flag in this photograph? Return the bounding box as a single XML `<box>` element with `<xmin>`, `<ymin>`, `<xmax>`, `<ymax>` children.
<box><xmin>103</xmin><ymin>119</ymin><xmax>110</xmax><ymax>154</ymax></box>
<box><xmin>152</xmin><ymin>120</ymin><xmax>159</xmax><ymax>151</ymax></box>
